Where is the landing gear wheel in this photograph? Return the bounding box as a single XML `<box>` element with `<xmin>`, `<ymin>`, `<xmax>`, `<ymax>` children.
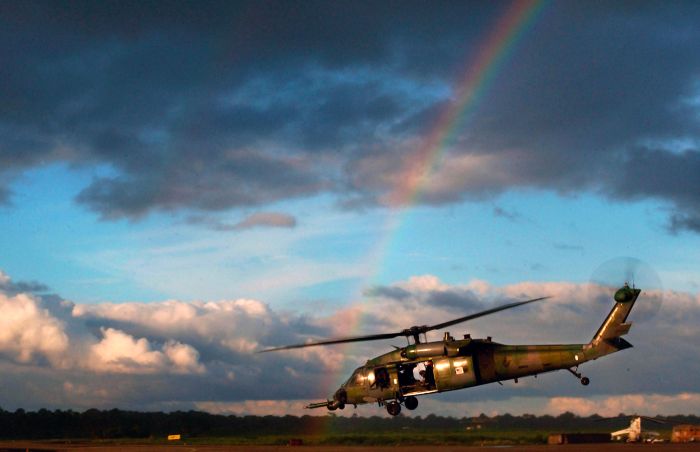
<box><xmin>404</xmin><ymin>396</ymin><xmax>418</xmax><ymax>410</ymax></box>
<box><xmin>327</xmin><ymin>405</ymin><xmax>337</xmax><ymax>411</ymax></box>
<box><xmin>567</xmin><ymin>367</ymin><xmax>589</xmax><ymax>386</ymax></box>
<box><xmin>386</xmin><ymin>401</ymin><xmax>401</xmax><ymax>416</ymax></box>
<box><xmin>338</xmin><ymin>402</ymin><xmax>345</xmax><ymax>409</ymax></box>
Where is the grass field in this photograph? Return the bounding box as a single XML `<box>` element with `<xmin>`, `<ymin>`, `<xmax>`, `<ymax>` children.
<box><xmin>0</xmin><ymin>428</ymin><xmax>680</xmax><ymax>448</ymax></box>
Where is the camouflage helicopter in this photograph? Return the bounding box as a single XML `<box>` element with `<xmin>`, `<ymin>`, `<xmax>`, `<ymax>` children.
<box><xmin>261</xmin><ymin>284</ymin><xmax>641</xmax><ymax>416</ymax></box>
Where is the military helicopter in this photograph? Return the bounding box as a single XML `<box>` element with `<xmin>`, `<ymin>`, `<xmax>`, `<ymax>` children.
<box><xmin>608</xmin><ymin>416</ymin><xmax>665</xmax><ymax>442</ymax></box>
<box><xmin>261</xmin><ymin>284</ymin><xmax>641</xmax><ymax>416</ymax></box>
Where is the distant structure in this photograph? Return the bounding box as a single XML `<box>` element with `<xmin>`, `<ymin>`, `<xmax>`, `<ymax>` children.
<box><xmin>547</xmin><ymin>433</ymin><xmax>610</xmax><ymax>444</ymax></box>
<box><xmin>672</xmin><ymin>425</ymin><xmax>700</xmax><ymax>443</ymax></box>
<box><xmin>609</xmin><ymin>416</ymin><xmax>662</xmax><ymax>442</ymax></box>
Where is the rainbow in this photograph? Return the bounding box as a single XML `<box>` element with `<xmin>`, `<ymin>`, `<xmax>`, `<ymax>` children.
<box><xmin>367</xmin><ymin>0</ymin><xmax>548</xmax><ymax>289</ymax></box>
<box><xmin>390</xmin><ymin>0</ymin><xmax>547</xmax><ymax>208</ymax></box>
<box><xmin>317</xmin><ymin>0</ymin><xmax>549</xmax><ymax>417</ymax></box>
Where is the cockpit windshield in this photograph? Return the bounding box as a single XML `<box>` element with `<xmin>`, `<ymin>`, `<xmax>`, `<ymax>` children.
<box><xmin>344</xmin><ymin>367</ymin><xmax>364</xmax><ymax>387</ymax></box>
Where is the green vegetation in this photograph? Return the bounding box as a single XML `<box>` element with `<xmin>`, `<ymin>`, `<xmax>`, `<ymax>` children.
<box><xmin>0</xmin><ymin>408</ymin><xmax>695</xmax><ymax>445</ymax></box>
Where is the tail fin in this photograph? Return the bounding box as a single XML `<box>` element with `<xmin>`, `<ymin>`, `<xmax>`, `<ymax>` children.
<box><xmin>587</xmin><ymin>284</ymin><xmax>640</xmax><ymax>356</ymax></box>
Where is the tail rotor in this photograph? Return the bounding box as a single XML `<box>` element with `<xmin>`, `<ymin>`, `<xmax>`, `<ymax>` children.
<box><xmin>589</xmin><ymin>257</ymin><xmax>663</xmax><ymax>323</ymax></box>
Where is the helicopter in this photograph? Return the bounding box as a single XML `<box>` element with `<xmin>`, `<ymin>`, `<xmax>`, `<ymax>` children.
<box><xmin>261</xmin><ymin>283</ymin><xmax>641</xmax><ymax>416</ymax></box>
<box><xmin>607</xmin><ymin>416</ymin><xmax>665</xmax><ymax>442</ymax></box>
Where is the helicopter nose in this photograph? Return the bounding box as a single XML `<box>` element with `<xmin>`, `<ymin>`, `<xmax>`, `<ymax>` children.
<box><xmin>334</xmin><ymin>388</ymin><xmax>347</xmax><ymax>404</ymax></box>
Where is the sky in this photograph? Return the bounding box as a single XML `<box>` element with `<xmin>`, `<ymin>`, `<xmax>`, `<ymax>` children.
<box><xmin>1</xmin><ymin>0</ymin><xmax>700</xmax><ymax>417</ymax></box>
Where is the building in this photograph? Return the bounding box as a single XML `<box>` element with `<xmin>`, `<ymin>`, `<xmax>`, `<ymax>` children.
<box><xmin>671</xmin><ymin>425</ymin><xmax>700</xmax><ymax>443</ymax></box>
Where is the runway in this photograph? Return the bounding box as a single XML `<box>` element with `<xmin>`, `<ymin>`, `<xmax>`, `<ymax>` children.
<box><xmin>1</xmin><ymin>442</ymin><xmax>699</xmax><ymax>452</ymax></box>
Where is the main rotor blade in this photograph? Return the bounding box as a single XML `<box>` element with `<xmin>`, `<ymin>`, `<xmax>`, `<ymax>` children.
<box><xmin>258</xmin><ymin>295</ymin><xmax>549</xmax><ymax>353</ymax></box>
<box><xmin>257</xmin><ymin>331</ymin><xmax>403</xmax><ymax>353</ymax></box>
<box><xmin>596</xmin><ymin>415</ymin><xmax>667</xmax><ymax>424</ymax></box>
<box><xmin>426</xmin><ymin>296</ymin><xmax>550</xmax><ymax>332</ymax></box>
<box><xmin>639</xmin><ymin>416</ymin><xmax>667</xmax><ymax>424</ymax></box>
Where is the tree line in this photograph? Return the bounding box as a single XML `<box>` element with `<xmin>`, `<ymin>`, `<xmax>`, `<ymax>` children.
<box><xmin>0</xmin><ymin>407</ymin><xmax>697</xmax><ymax>439</ymax></box>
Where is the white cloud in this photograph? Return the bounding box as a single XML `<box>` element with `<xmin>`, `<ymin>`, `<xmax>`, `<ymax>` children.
<box><xmin>73</xmin><ymin>298</ymin><xmax>272</xmax><ymax>351</ymax></box>
<box><xmin>548</xmin><ymin>393</ymin><xmax>700</xmax><ymax>417</ymax></box>
<box><xmin>89</xmin><ymin>327</ymin><xmax>205</xmax><ymax>374</ymax></box>
<box><xmin>0</xmin><ymin>292</ymin><xmax>69</xmax><ymax>366</ymax></box>
<box><xmin>402</xmin><ymin>274</ymin><xmax>448</xmax><ymax>292</ymax></box>
<box><xmin>163</xmin><ymin>340</ymin><xmax>206</xmax><ymax>374</ymax></box>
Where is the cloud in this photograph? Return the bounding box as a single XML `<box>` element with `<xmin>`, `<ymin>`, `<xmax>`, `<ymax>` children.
<box><xmin>0</xmin><ymin>268</ymin><xmax>699</xmax><ymax>414</ymax></box>
<box><xmin>327</xmin><ymin>276</ymin><xmax>700</xmax><ymax>403</ymax></box>
<box><xmin>0</xmin><ymin>270</ymin><xmax>49</xmax><ymax>295</ymax></box>
<box><xmin>187</xmin><ymin>211</ymin><xmax>297</xmax><ymax>232</ymax></box>
<box><xmin>548</xmin><ymin>393</ymin><xmax>700</xmax><ymax>417</ymax></box>
<box><xmin>89</xmin><ymin>328</ymin><xmax>205</xmax><ymax>374</ymax></box>
<box><xmin>0</xmin><ymin>3</ymin><xmax>700</xmax><ymax>233</ymax></box>
<box><xmin>0</xmin><ymin>292</ymin><xmax>69</xmax><ymax>366</ymax></box>
<box><xmin>233</xmin><ymin>212</ymin><xmax>297</xmax><ymax>230</ymax></box>
<box><xmin>669</xmin><ymin>212</ymin><xmax>700</xmax><ymax>234</ymax></box>
<box><xmin>364</xmin><ymin>285</ymin><xmax>411</xmax><ymax>300</ymax></box>
<box><xmin>74</xmin><ymin>151</ymin><xmax>325</xmax><ymax>220</ymax></box>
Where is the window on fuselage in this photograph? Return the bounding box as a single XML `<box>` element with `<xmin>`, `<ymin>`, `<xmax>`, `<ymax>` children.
<box><xmin>372</xmin><ymin>367</ymin><xmax>390</xmax><ymax>389</ymax></box>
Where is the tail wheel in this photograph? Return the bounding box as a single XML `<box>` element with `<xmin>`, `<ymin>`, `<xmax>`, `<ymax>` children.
<box><xmin>581</xmin><ymin>377</ymin><xmax>590</xmax><ymax>386</ymax></box>
<box><xmin>404</xmin><ymin>396</ymin><xmax>418</xmax><ymax>410</ymax></box>
<box><xmin>386</xmin><ymin>401</ymin><xmax>401</xmax><ymax>416</ymax></box>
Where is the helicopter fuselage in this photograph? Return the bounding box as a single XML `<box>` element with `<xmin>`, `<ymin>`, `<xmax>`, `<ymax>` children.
<box><xmin>338</xmin><ymin>339</ymin><xmax>589</xmax><ymax>408</ymax></box>
<box><xmin>316</xmin><ymin>285</ymin><xmax>639</xmax><ymax>415</ymax></box>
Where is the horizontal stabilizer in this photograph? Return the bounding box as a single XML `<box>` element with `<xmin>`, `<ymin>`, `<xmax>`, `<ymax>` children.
<box><xmin>606</xmin><ymin>337</ymin><xmax>633</xmax><ymax>351</ymax></box>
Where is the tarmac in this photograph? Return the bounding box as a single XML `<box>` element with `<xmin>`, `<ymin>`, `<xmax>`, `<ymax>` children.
<box><xmin>1</xmin><ymin>442</ymin><xmax>699</xmax><ymax>452</ymax></box>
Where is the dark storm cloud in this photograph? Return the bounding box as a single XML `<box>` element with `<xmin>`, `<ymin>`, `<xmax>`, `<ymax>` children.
<box><xmin>367</xmin><ymin>281</ymin><xmax>536</xmax><ymax>314</ymax></box>
<box><xmin>364</xmin><ymin>285</ymin><xmax>412</xmax><ymax>300</ymax></box>
<box><xmin>425</xmin><ymin>289</ymin><xmax>483</xmax><ymax>311</ymax></box>
<box><xmin>76</xmin><ymin>150</ymin><xmax>323</xmax><ymax>219</ymax></box>
<box><xmin>0</xmin><ymin>186</ymin><xmax>9</xmax><ymax>205</ymax></box>
<box><xmin>2</xmin><ymin>1</ymin><xmax>700</xmax><ymax>230</ymax></box>
<box><xmin>0</xmin><ymin>273</ymin><xmax>49</xmax><ymax>295</ymax></box>
<box><xmin>346</xmin><ymin>3</ymin><xmax>700</xmax><ymax>230</ymax></box>
<box><xmin>608</xmin><ymin>148</ymin><xmax>700</xmax><ymax>232</ymax></box>
<box><xmin>669</xmin><ymin>213</ymin><xmax>700</xmax><ymax>234</ymax></box>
